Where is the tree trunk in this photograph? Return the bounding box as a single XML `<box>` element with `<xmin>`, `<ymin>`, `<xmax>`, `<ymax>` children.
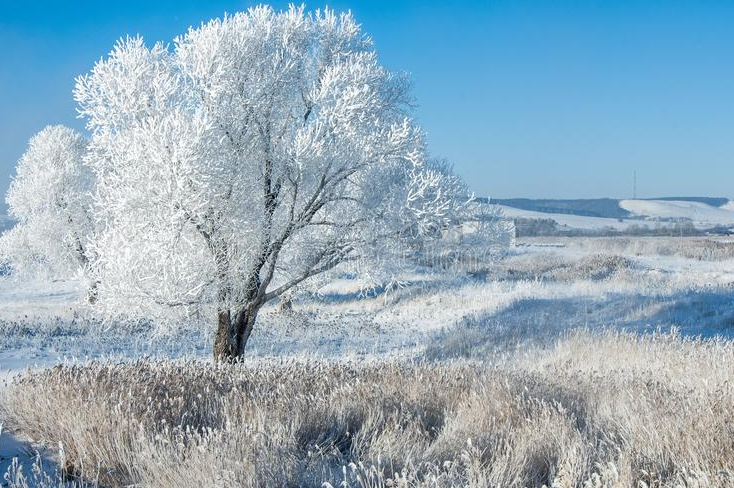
<box><xmin>212</xmin><ymin>303</ymin><xmax>263</xmax><ymax>362</ymax></box>
<box><xmin>234</xmin><ymin>305</ymin><xmax>260</xmax><ymax>357</ymax></box>
<box><xmin>213</xmin><ymin>310</ymin><xmax>236</xmax><ymax>362</ymax></box>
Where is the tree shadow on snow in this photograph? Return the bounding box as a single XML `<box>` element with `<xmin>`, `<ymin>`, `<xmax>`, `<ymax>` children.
<box><xmin>425</xmin><ymin>288</ymin><xmax>734</xmax><ymax>360</ymax></box>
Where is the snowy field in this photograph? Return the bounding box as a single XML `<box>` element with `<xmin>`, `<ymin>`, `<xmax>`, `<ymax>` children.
<box><xmin>3</xmin><ymin>234</ymin><xmax>734</xmax><ymax>485</ymax></box>
<box><xmin>500</xmin><ymin>198</ymin><xmax>734</xmax><ymax>230</ymax></box>
<box><xmin>3</xmin><ymin>235</ymin><xmax>734</xmax><ymax>370</ymax></box>
<box><xmin>620</xmin><ymin>199</ymin><xmax>734</xmax><ymax>226</ymax></box>
<box><xmin>498</xmin><ymin>204</ymin><xmax>652</xmax><ymax>230</ymax></box>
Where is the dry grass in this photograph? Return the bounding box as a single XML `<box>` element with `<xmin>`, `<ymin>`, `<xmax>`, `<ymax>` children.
<box><xmin>493</xmin><ymin>253</ymin><xmax>635</xmax><ymax>282</ymax></box>
<box><xmin>548</xmin><ymin>236</ymin><xmax>734</xmax><ymax>261</ymax></box>
<box><xmin>3</xmin><ymin>330</ymin><xmax>734</xmax><ymax>487</ymax></box>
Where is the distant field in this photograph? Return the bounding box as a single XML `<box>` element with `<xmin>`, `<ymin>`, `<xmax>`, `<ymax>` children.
<box><xmin>490</xmin><ymin>196</ymin><xmax>732</xmax><ymax>221</ymax></box>
<box><xmin>498</xmin><ymin>204</ymin><xmax>651</xmax><ymax>231</ymax></box>
<box><xmin>491</xmin><ymin>197</ymin><xmax>734</xmax><ymax>235</ymax></box>
<box><xmin>4</xmin><ymin>235</ymin><xmax>734</xmax><ymax>486</ymax></box>
<box><xmin>620</xmin><ymin>199</ymin><xmax>734</xmax><ymax>225</ymax></box>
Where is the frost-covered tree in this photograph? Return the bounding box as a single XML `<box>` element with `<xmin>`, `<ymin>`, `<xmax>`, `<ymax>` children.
<box><xmin>409</xmin><ymin>160</ymin><xmax>515</xmax><ymax>272</ymax></box>
<box><xmin>0</xmin><ymin>125</ymin><xmax>95</xmax><ymax>280</ymax></box>
<box><xmin>75</xmin><ymin>6</ymin><xmax>505</xmax><ymax>360</ymax></box>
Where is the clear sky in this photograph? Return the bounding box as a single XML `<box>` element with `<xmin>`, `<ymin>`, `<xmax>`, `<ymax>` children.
<box><xmin>1</xmin><ymin>1</ymin><xmax>733</xmax><ymax>213</ymax></box>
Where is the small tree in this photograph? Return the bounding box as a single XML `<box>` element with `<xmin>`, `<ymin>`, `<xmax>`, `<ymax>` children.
<box><xmin>75</xmin><ymin>6</ymin><xmax>504</xmax><ymax>360</ymax></box>
<box><xmin>0</xmin><ymin>125</ymin><xmax>95</xmax><ymax>281</ymax></box>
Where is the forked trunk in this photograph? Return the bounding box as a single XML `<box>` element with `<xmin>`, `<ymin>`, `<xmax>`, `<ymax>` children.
<box><xmin>212</xmin><ymin>304</ymin><xmax>262</xmax><ymax>362</ymax></box>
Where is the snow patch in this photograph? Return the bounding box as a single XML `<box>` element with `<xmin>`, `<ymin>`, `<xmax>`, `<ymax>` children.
<box><xmin>498</xmin><ymin>205</ymin><xmax>661</xmax><ymax>231</ymax></box>
<box><xmin>620</xmin><ymin>199</ymin><xmax>734</xmax><ymax>226</ymax></box>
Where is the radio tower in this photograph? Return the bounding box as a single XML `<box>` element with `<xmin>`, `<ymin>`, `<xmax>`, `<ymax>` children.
<box><xmin>633</xmin><ymin>170</ymin><xmax>637</xmax><ymax>199</ymax></box>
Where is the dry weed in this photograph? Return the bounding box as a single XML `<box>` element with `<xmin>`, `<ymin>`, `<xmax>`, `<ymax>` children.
<box><xmin>3</xmin><ymin>330</ymin><xmax>734</xmax><ymax>487</ymax></box>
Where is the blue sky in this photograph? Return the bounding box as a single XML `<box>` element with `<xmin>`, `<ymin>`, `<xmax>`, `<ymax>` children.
<box><xmin>1</xmin><ymin>1</ymin><xmax>733</xmax><ymax>212</ymax></box>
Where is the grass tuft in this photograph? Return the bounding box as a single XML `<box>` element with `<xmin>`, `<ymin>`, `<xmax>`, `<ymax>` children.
<box><xmin>3</xmin><ymin>330</ymin><xmax>734</xmax><ymax>487</ymax></box>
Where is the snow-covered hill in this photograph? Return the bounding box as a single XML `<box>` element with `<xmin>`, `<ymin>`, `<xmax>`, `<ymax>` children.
<box><xmin>497</xmin><ymin>205</ymin><xmax>659</xmax><ymax>231</ymax></box>
<box><xmin>620</xmin><ymin>199</ymin><xmax>734</xmax><ymax>226</ymax></box>
<box><xmin>495</xmin><ymin>198</ymin><xmax>734</xmax><ymax>232</ymax></box>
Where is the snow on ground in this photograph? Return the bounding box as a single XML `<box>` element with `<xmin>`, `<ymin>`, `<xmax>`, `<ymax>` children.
<box><xmin>500</xmin><ymin>199</ymin><xmax>734</xmax><ymax>230</ymax></box>
<box><xmin>3</xmin><ymin>235</ymin><xmax>734</xmax><ymax>484</ymax></box>
<box><xmin>0</xmin><ymin>278</ymin><xmax>82</xmax><ymax>322</ymax></box>
<box><xmin>1</xmin><ymin>424</ymin><xmax>59</xmax><ymax>487</ymax></box>
<box><xmin>3</xmin><ymin>236</ymin><xmax>734</xmax><ymax>369</ymax></box>
<box><xmin>497</xmin><ymin>204</ymin><xmax>670</xmax><ymax>230</ymax></box>
<box><xmin>620</xmin><ymin>199</ymin><xmax>734</xmax><ymax>226</ymax></box>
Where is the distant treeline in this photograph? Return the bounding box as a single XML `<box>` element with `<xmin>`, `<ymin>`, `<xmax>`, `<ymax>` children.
<box><xmin>513</xmin><ymin>217</ymin><xmax>732</xmax><ymax>238</ymax></box>
<box><xmin>490</xmin><ymin>198</ymin><xmax>630</xmax><ymax>218</ymax></box>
